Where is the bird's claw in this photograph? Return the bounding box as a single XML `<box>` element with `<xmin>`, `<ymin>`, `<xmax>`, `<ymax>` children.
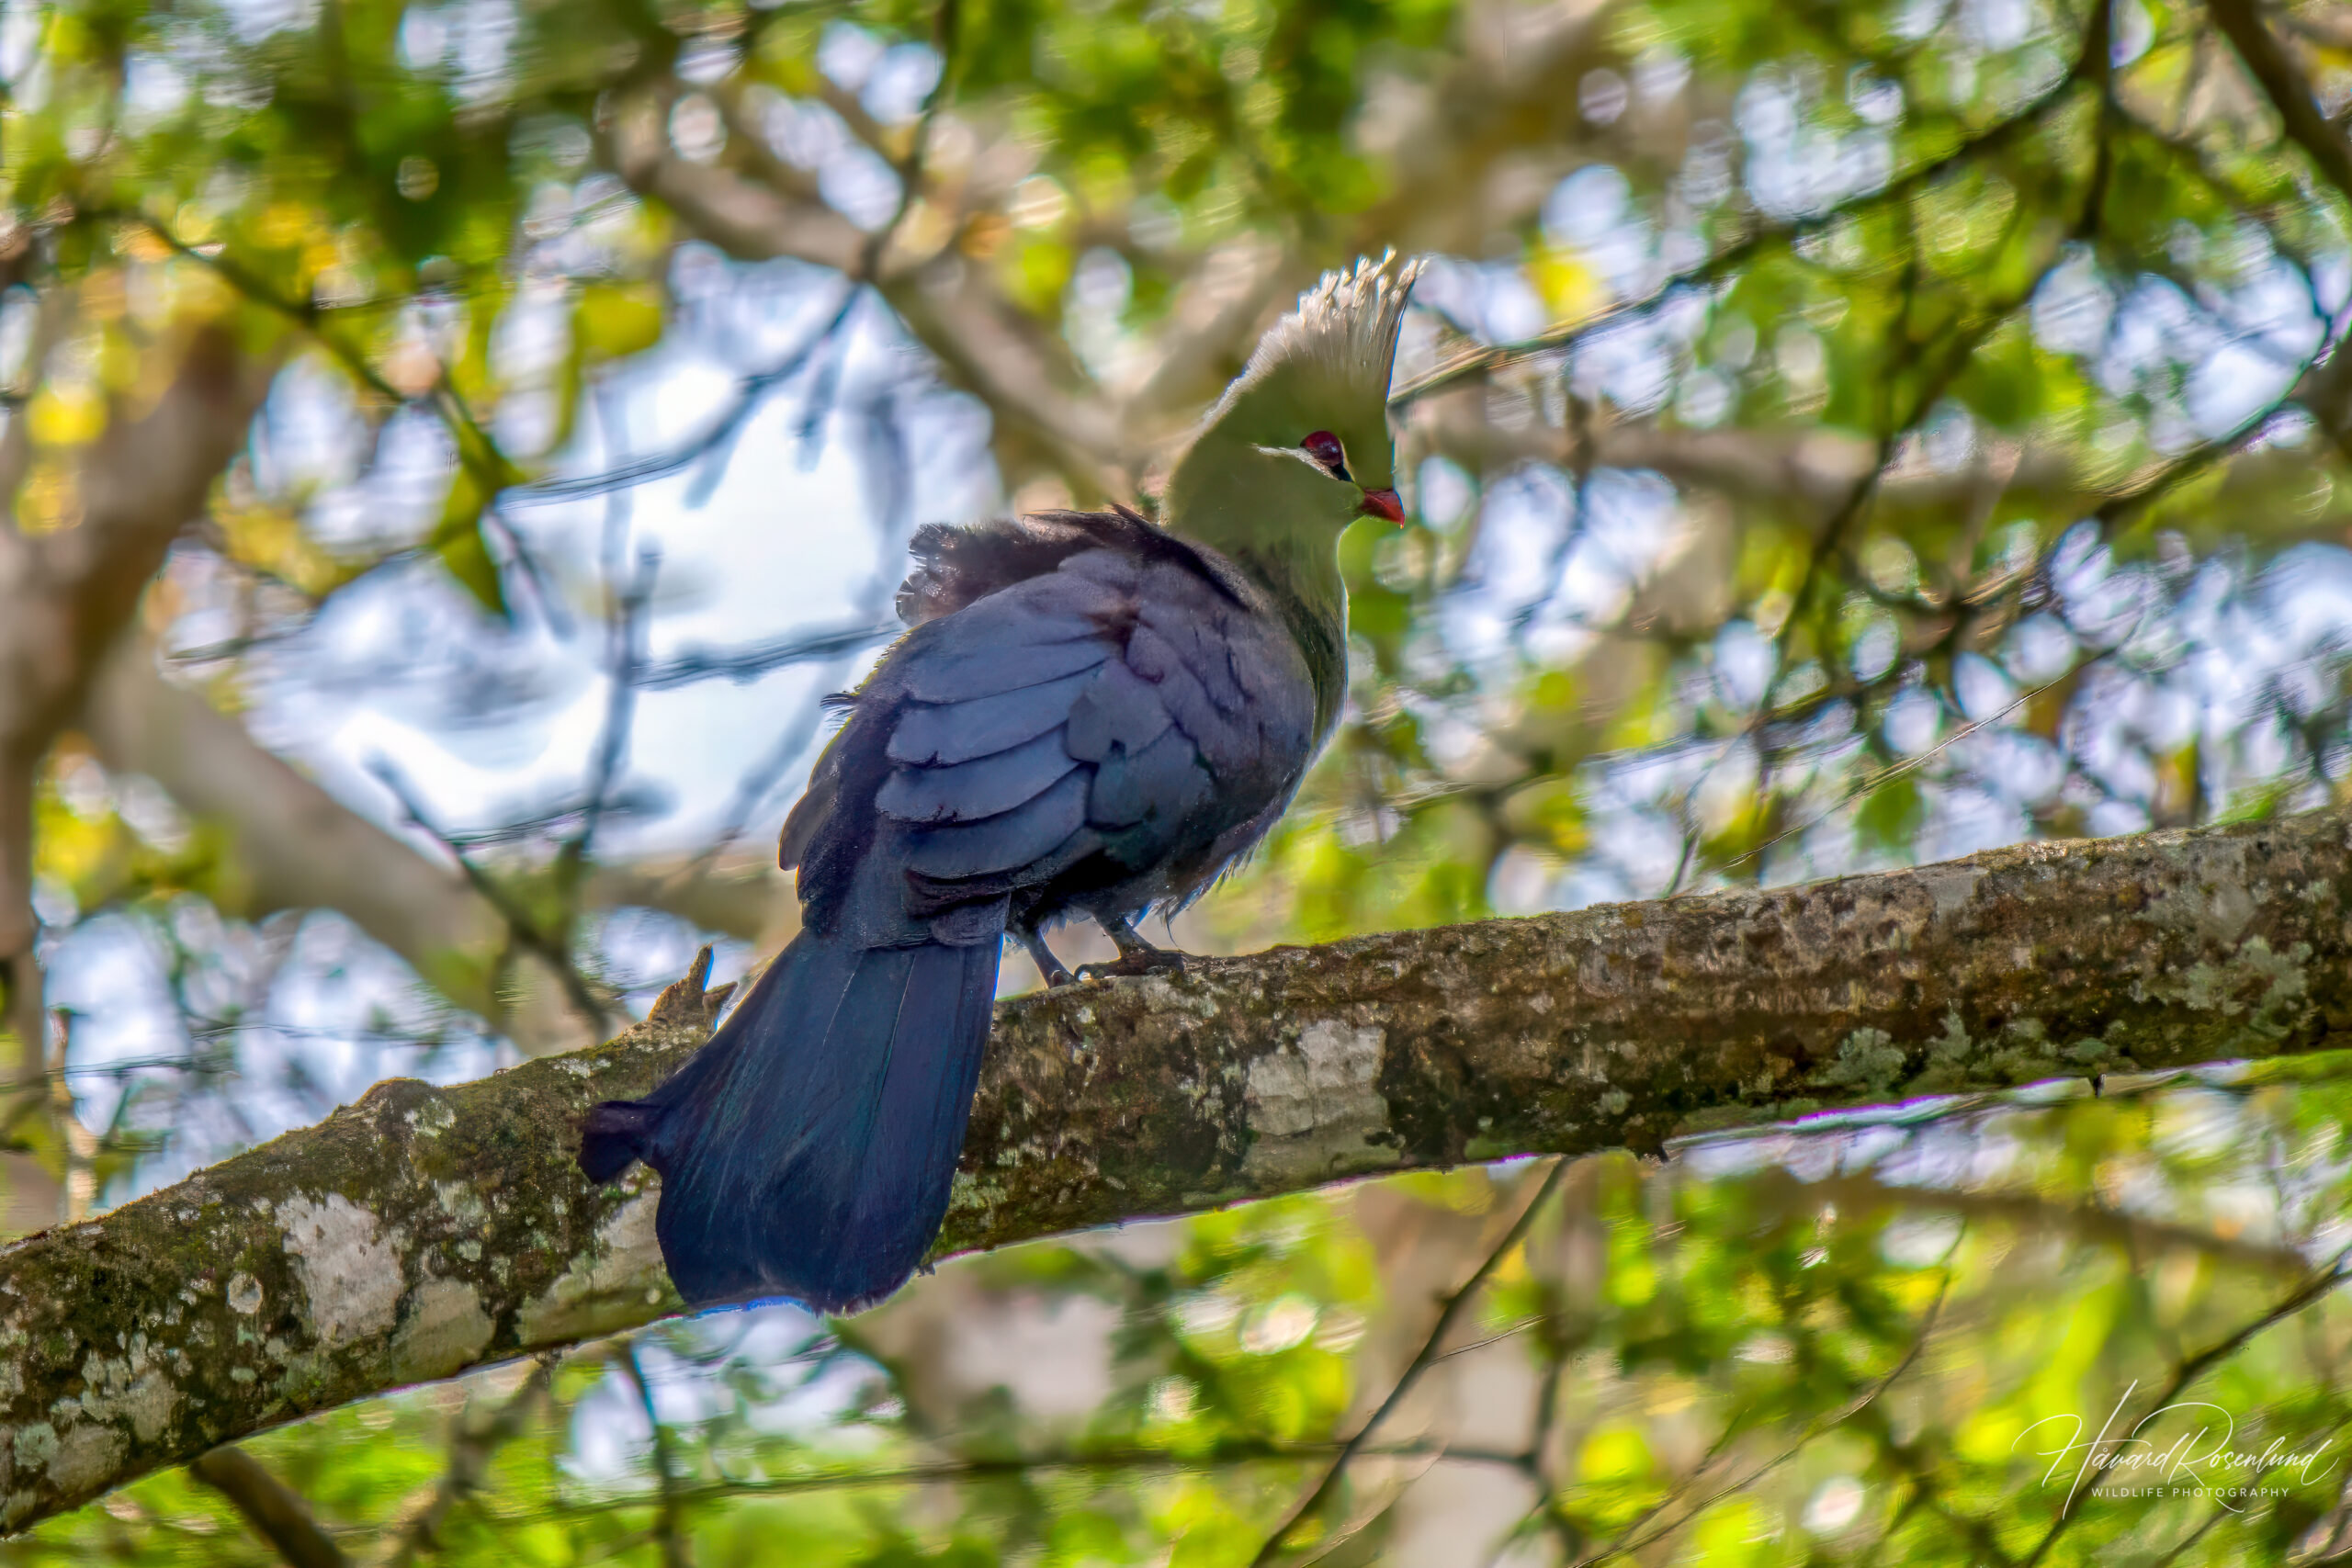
<box><xmin>1077</xmin><ymin>947</ymin><xmax>1189</xmax><ymax>981</ymax></box>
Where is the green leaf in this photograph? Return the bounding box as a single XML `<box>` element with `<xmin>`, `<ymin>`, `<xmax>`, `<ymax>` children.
<box><xmin>429</xmin><ymin>469</ymin><xmax>507</xmax><ymax>618</ymax></box>
<box><xmin>1856</xmin><ymin>773</ymin><xmax>1925</xmax><ymax>852</ymax></box>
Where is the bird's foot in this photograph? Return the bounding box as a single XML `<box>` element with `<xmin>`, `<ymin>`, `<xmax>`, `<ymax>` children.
<box><xmin>1077</xmin><ymin>949</ymin><xmax>1189</xmax><ymax>981</ymax></box>
<box><xmin>1014</xmin><ymin>926</ymin><xmax>1078</xmax><ymax>988</ymax></box>
<box><xmin>1079</xmin><ymin>920</ymin><xmax>1191</xmax><ymax>980</ymax></box>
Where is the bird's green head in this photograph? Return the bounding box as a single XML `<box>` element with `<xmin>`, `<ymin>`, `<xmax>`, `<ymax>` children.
<box><xmin>1162</xmin><ymin>253</ymin><xmax>1423</xmax><ymax>562</ymax></box>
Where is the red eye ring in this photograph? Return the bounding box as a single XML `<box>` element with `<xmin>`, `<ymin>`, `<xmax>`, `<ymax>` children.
<box><xmin>1301</xmin><ymin>431</ymin><xmax>1349</xmax><ymax>479</ymax></box>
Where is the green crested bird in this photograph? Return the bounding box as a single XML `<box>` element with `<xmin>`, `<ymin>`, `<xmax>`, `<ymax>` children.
<box><xmin>582</xmin><ymin>253</ymin><xmax>1425</xmax><ymax>1311</ymax></box>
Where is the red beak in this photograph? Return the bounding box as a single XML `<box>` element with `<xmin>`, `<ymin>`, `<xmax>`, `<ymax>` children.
<box><xmin>1357</xmin><ymin>488</ymin><xmax>1406</xmax><ymax>524</ymax></box>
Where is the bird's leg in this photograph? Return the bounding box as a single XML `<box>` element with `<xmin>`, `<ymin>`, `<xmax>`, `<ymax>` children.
<box><xmin>1078</xmin><ymin>913</ymin><xmax>1190</xmax><ymax>979</ymax></box>
<box><xmin>1012</xmin><ymin>922</ymin><xmax>1076</xmax><ymax>988</ymax></box>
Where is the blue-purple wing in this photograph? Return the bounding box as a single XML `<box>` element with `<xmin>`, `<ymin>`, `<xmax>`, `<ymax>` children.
<box><xmin>794</xmin><ymin>543</ymin><xmax>1317</xmax><ymax>936</ymax></box>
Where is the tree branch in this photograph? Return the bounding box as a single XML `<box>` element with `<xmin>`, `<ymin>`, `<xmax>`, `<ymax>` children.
<box><xmin>616</xmin><ymin>1346</ymin><xmax>692</xmax><ymax>1568</ymax></box>
<box><xmin>1112</xmin><ymin>241</ymin><xmax>1299</xmax><ymax>439</ymax></box>
<box><xmin>879</xmin><ymin>270</ymin><xmax>1129</xmax><ymax>494</ymax></box>
<box><xmin>3</xmin><ymin>807</ymin><xmax>2352</xmax><ymax>1531</ymax></box>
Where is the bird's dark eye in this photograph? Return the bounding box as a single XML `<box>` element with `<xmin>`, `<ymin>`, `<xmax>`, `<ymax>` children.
<box><xmin>1301</xmin><ymin>430</ymin><xmax>1351</xmax><ymax>480</ymax></box>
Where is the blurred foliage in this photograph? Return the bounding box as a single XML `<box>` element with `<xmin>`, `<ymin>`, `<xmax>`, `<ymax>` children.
<box><xmin>6</xmin><ymin>0</ymin><xmax>2352</xmax><ymax>1553</ymax></box>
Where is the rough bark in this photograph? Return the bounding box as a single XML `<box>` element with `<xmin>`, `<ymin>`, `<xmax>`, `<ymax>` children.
<box><xmin>3</xmin><ymin>807</ymin><xmax>2351</xmax><ymax>1532</ymax></box>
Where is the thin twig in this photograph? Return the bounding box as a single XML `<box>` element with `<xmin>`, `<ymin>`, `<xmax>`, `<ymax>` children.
<box><xmin>2016</xmin><ymin>1240</ymin><xmax>2352</xmax><ymax>1567</ymax></box>
<box><xmin>371</xmin><ymin>1359</ymin><xmax>554</xmax><ymax>1568</ymax></box>
<box><xmin>368</xmin><ymin>756</ymin><xmax>624</xmax><ymax>1037</ymax></box>
<box><xmin>1715</xmin><ymin>663</ymin><xmax>2083</xmax><ymax>875</ymax></box>
<box><xmin>1574</xmin><ymin>1261</ymin><xmax>1957</xmax><ymax>1565</ymax></box>
<box><xmin>1388</xmin><ymin>27</ymin><xmax>2108</xmax><ymax>409</ymax></box>
<box><xmin>633</xmin><ymin>622</ymin><xmax>898</xmax><ymax>690</ymax></box>
<box><xmin>477</xmin><ymin>1438</ymin><xmax>1535</xmax><ymax>1526</ymax></box>
<box><xmin>503</xmin><ymin>283</ymin><xmax>863</xmax><ymax>509</ymax></box>
<box><xmin>1245</xmin><ymin>1159</ymin><xmax>1572</xmax><ymax>1568</ymax></box>
<box><xmin>127</xmin><ymin>209</ymin><xmax>525</xmax><ymax>532</ymax></box>
<box><xmin>555</xmin><ymin>384</ymin><xmax>660</xmax><ymax>954</ymax></box>
<box><xmin>620</xmin><ymin>1345</ymin><xmax>694</xmax><ymax>1568</ymax></box>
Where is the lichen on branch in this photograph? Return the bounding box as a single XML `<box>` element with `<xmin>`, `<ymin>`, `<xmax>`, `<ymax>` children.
<box><xmin>3</xmin><ymin>808</ymin><xmax>2350</xmax><ymax>1533</ymax></box>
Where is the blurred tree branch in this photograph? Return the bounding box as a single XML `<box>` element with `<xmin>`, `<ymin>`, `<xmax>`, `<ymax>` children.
<box><xmin>81</xmin><ymin>647</ymin><xmax>507</xmax><ymax>1012</ymax></box>
<box><xmin>476</xmin><ymin>1437</ymin><xmax>1535</xmax><ymax>1524</ymax></box>
<box><xmin>0</xmin><ymin>324</ymin><xmax>276</xmax><ymax>1157</ymax></box>
<box><xmin>616</xmin><ymin>1347</ymin><xmax>693</xmax><ymax>1568</ymax></box>
<box><xmin>1739</xmin><ymin>1166</ymin><xmax>2315</xmax><ymax>1277</ymax></box>
<box><xmin>2204</xmin><ymin>0</ymin><xmax>2352</xmax><ymax>209</ymax></box>
<box><xmin>79</xmin><ymin>642</ymin><xmax>791</xmax><ymax>1055</ymax></box>
<box><xmin>600</xmin><ymin>84</ymin><xmax>1138</xmax><ymax>500</ymax></box>
<box><xmin>0</xmin><ymin>806</ymin><xmax>2348</xmax><ymax>1529</ymax></box>
<box><xmin>187</xmin><ymin>1445</ymin><xmax>348</xmax><ymax>1568</ymax></box>
<box><xmin>371</xmin><ymin>1359</ymin><xmax>551</xmax><ymax>1568</ymax></box>
<box><xmin>1248</xmin><ymin>1157</ymin><xmax>1569</xmax><ymax>1567</ymax></box>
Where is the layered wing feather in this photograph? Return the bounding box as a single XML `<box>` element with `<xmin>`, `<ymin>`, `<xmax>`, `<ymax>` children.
<box><xmin>789</xmin><ymin>530</ymin><xmax>1318</xmax><ymax>939</ymax></box>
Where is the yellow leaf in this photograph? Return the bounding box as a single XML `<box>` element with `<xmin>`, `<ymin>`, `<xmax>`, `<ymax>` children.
<box><xmin>257</xmin><ymin>200</ymin><xmax>314</xmax><ymax>250</ymax></box>
<box><xmin>1530</xmin><ymin>244</ymin><xmax>1603</xmax><ymax>321</ymax></box>
<box><xmin>216</xmin><ymin>501</ymin><xmax>354</xmax><ymax>598</ymax></box>
<box><xmin>574</xmin><ymin>282</ymin><xmax>664</xmax><ymax>364</ymax></box>
<box><xmin>16</xmin><ymin>461</ymin><xmax>80</xmax><ymax>534</ymax></box>
<box><xmin>1580</xmin><ymin>1422</ymin><xmax>1654</xmax><ymax>1483</ymax></box>
<box><xmin>28</xmin><ymin>385</ymin><xmax>104</xmax><ymax>446</ymax></box>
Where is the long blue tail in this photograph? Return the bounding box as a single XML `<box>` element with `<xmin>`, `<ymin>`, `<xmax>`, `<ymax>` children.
<box><xmin>581</xmin><ymin>931</ymin><xmax>1001</xmax><ymax>1312</ymax></box>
